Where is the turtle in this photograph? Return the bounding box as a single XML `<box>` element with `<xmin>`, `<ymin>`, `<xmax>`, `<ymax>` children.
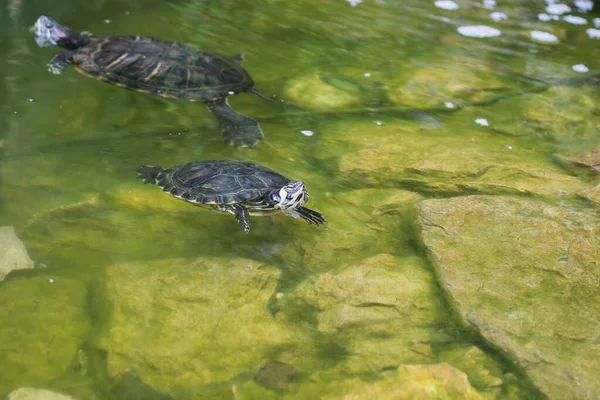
<box><xmin>136</xmin><ymin>160</ymin><xmax>326</xmax><ymax>233</ymax></box>
<box><xmin>31</xmin><ymin>15</ymin><xmax>272</xmax><ymax>147</ymax></box>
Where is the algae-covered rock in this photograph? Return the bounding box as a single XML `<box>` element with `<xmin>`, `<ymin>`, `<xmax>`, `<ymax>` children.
<box><xmin>253</xmin><ymin>361</ymin><xmax>298</xmax><ymax>391</ymax></box>
<box><xmin>0</xmin><ymin>226</ymin><xmax>34</xmax><ymax>281</ymax></box>
<box><xmin>419</xmin><ymin>195</ymin><xmax>600</xmax><ymax>399</ymax></box>
<box><xmin>555</xmin><ymin>149</ymin><xmax>600</xmax><ymax>177</ymax></box>
<box><xmin>335</xmin><ymin>121</ymin><xmax>587</xmax><ymax>198</ymax></box>
<box><xmin>104</xmin><ymin>257</ymin><xmax>293</xmax><ymax>396</ymax></box>
<box><xmin>284</xmin><ymin>73</ymin><xmax>362</xmax><ymax>109</ymax></box>
<box><xmin>330</xmin><ymin>363</ymin><xmax>485</xmax><ymax>400</ymax></box>
<box><xmin>0</xmin><ymin>277</ymin><xmax>90</xmax><ymax>397</ymax></box>
<box><xmin>282</xmin><ymin>254</ymin><xmax>446</xmax><ymax>375</ymax></box>
<box><xmin>440</xmin><ymin>346</ymin><xmax>504</xmax><ymax>389</ymax></box>
<box><xmin>6</xmin><ymin>387</ymin><xmax>78</xmax><ymax>400</ymax></box>
<box><xmin>279</xmin><ymin>189</ymin><xmax>422</xmax><ymax>274</ymax></box>
<box><xmin>578</xmin><ymin>185</ymin><xmax>600</xmax><ymax>206</ymax></box>
<box><xmin>284</xmin><ymin>363</ymin><xmax>487</xmax><ymax>400</ymax></box>
<box><xmin>6</xmin><ymin>388</ymin><xmax>78</xmax><ymax>400</ymax></box>
<box><xmin>386</xmin><ymin>54</ymin><xmax>520</xmax><ymax>108</ymax></box>
<box><xmin>484</xmin><ymin>86</ymin><xmax>600</xmax><ymax>152</ymax></box>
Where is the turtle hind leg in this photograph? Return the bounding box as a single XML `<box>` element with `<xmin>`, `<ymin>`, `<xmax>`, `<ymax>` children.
<box><xmin>290</xmin><ymin>207</ymin><xmax>326</xmax><ymax>225</ymax></box>
<box><xmin>205</xmin><ymin>98</ymin><xmax>264</xmax><ymax>148</ymax></box>
<box><xmin>47</xmin><ymin>50</ymin><xmax>76</xmax><ymax>75</ymax></box>
<box><xmin>136</xmin><ymin>165</ymin><xmax>164</xmax><ymax>184</ymax></box>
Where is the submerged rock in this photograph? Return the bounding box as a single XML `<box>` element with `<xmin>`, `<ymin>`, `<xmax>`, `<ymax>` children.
<box><xmin>103</xmin><ymin>257</ymin><xmax>292</xmax><ymax>396</ymax></box>
<box><xmin>385</xmin><ymin>54</ymin><xmax>518</xmax><ymax>108</ymax></box>
<box><xmin>279</xmin><ymin>189</ymin><xmax>422</xmax><ymax>274</ymax></box>
<box><xmin>0</xmin><ymin>277</ymin><xmax>90</xmax><ymax>397</ymax></box>
<box><xmin>321</xmin><ymin>363</ymin><xmax>486</xmax><ymax>400</ymax></box>
<box><xmin>486</xmin><ymin>86</ymin><xmax>599</xmax><ymax>153</ymax></box>
<box><xmin>284</xmin><ymin>253</ymin><xmax>446</xmax><ymax>375</ymax></box>
<box><xmin>253</xmin><ymin>361</ymin><xmax>298</xmax><ymax>390</ymax></box>
<box><xmin>6</xmin><ymin>388</ymin><xmax>78</xmax><ymax>400</ymax></box>
<box><xmin>578</xmin><ymin>185</ymin><xmax>600</xmax><ymax>206</ymax></box>
<box><xmin>419</xmin><ymin>195</ymin><xmax>600</xmax><ymax>399</ymax></box>
<box><xmin>336</xmin><ymin>121</ymin><xmax>587</xmax><ymax>198</ymax></box>
<box><xmin>284</xmin><ymin>73</ymin><xmax>362</xmax><ymax>109</ymax></box>
<box><xmin>0</xmin><ymin>226</ymin><xmax>34</xmax><ymax>281</ymax></box>
<box><xmin>555</xmin><ymin>149</ymin><xmax>600</xmax><ymax>177</ymax></box>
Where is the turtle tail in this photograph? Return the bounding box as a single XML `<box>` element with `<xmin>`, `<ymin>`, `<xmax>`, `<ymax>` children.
<box><xmin>136</xmin><ymin>165</ymin><xmax>163</xmax><ymax>184</ymax></box>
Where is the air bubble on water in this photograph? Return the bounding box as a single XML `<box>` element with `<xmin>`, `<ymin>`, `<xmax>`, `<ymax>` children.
<box><xmin>444</xmin><ymin>102</ymin><xmax>455</xmax><ymax>108</ymax></box>
<box><xmin>574</xmin><ymin>0</ymin><xmax>594</xmax><ymax>12</ymax></box>
<box><xmin>538</xmin><ymin>13</ymin><xmax>559</xmax><ymax>21</ymax></box>
<box><xmin>375</xmin><ymin>121</ymin><xmax>383</xmax><ymax>126</ymax></box>
<box><xmin>28</xmin><ymin>98</ymin><xmax>34</xmax><ymax>102</ymax></box>
<box><xmin>347</xmin><ymin>0</ymin><xmax>362</xmax><ymax>6</ymax></box>
<box><xmin>228</xmin><ymin>91</ymin><xmax>235</xmax><ymax>95</ymax></box>
<box><xmin>546</xmin><ymin>3</ymin><xmax>571</xmax><ymax>15</ymax></box>
<box><xmin>586</xmin><ymin>28</ymin><xmax>600</xmax><ymax>39</ymax></box>
<box><xmin>572</xmin><ymin>64</ymin><xmax>589</xmax><ymax>73</ymax></box>
<box><xmin>125</xmin><ymin>11</ymin><xmax>131</xmax><ymax>15</ymax></box>
<box><xmin>563</xmin><ymin>15</ymin><xmax>587</xmax><ymax>25</ymax></box>
<box><xmin>104</xmin><ymin>19</ymin><xmax>111</xmax><ymax>24</ymax></box>
<box><xmin>530</xmin><ymin>30</ymin><xmax>559</xmax><ymax>43</ymax></box>
<box><xmin>506</xmin><ymin>145</ymin><xmax>513</xmax><ymax>150</ymax></box>
<box><xmin>483</xmin><ymin>0</ymin><xmax>496</xmax><ymax>10</ymax></box>
<box><xmin>457</xmin><ymin>25</ymin><xmax>501</xmax><ymax>38</ymax></box>
<box><xmin>475</xmin><ymin>118</ymin><xmax>489</xmax><ymax>126</ymax></box>
<box><xmin>594</xmin><ymin>18</ymin><xmax>600</xmax><ymax>28</ymax></box>
<box><xmin>300</xmin><ymin>130</ymin><xmax>314</xmax><ymax>136</ymax></box>
<box><xmin>364</xmin><ymin>72</ymin><xmax>371</xmax><ymax>77</ymax></box>
<box><xmin>49</xmin><ymin>278</ymin><xmax>54</xmax><ymax>284</ymax></box>
<box><xmin>434</xmin><ymin>1</ymin><xmax>459</xmax><ymax>11</ymax></box>
<box><xmin>490</xmin><ymin>12</ymin><xmax>507</xmax><ymax>22</ymax></box>
<box><xmin>13</xmin><ymin>111</ymin><xmax>17</xmax><ymax>114</ymax></box>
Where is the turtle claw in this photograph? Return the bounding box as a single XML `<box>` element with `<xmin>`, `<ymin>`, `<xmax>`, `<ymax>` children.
<box><xmin>47</xmin><ymin>52</ymin><xmax>74</xmax><ymax>75</ymax></box>
<box><xmin>47</xmin><ymin>63</ymin><xmax>65</xmax><ymax>74</ymax></box>
<box><xmin>222</xmin><ymin>124</ymin><xmax>263</xmax><ymax>148</ymax></box>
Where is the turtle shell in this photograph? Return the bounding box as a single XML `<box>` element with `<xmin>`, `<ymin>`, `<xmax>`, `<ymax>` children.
<box><xmin>156</xmin><ymin>161</ymin><xmax>290</xmax><ymax>205</ymax></box>
<box><xmin>71</xmin><ymin>35</ymin><xmax>254</xmax><ymax>101</ymax></box>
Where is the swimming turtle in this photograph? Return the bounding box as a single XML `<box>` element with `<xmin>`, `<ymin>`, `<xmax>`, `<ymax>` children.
<box><xmin>31</xmin><ymin>15</ymin><xmax>272</xmax><ymax>147</ymax></box>
<box><xmin>136</xmin><ymin>160</ymin><xmax>325</xmax><ymax>233</ymax></box>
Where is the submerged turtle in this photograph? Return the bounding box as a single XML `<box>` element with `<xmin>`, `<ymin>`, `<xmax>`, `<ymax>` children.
<box><xmin>137</xmin><ymin>160</ymin><xmax>325</xmax><ymax>233</ymax></box>
<box><xmin>31</xmin><ymin>15</ymin><xmax>272</xmax><ymax>147</ymax></box>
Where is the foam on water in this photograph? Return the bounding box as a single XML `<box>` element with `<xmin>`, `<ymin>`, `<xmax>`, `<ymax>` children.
<box><xmin>457</xmin><ymin>25</ymin><xmax>502</xmax><ymax>38</ymax></box>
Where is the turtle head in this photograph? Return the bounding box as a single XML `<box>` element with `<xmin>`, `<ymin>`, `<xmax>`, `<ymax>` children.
<box><xmin>271</xmin><ymin>181</ymin><xmax>309</xmax><ymax>210</ymax></box>
<box><xmin>31</xmin><ymin>16</ymin><xmax>71</xmax><ymax>47</ymax></box>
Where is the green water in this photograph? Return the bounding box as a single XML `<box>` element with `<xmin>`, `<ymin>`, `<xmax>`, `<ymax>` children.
<box><xmin>1</xmin><ymin>0</ymin><xmax>599</xmax><ymax>399</ymax></box>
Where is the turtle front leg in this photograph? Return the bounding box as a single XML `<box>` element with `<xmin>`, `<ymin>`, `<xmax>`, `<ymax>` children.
<box><xmin>232</xmin><ymin>204</ymin><xmax>251</xmax><ymax>233</ymax></box>
<box><xmin>217</xmin><ymin>204</ymin><xmax>251</xmax><ymax>233</ymax></box>
<box><xmin>47</xmin><ymin>51</ymin><xmax>76</xmax><ymax>75</ymax></box>
<box><xmin>205</xmin><ymin>98</ymin><xmax>264</xmax><ymax>148</ymax></box>
<box><xmin>288</xmin><ymin>206</ymin><xmax>326</xmax><ymax>225</ymax></box>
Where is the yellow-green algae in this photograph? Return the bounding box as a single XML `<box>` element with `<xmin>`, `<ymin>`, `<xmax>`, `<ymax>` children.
<box><xmin>1</xmin><ymin>0</ymin><xmax>600</xmax><ymax>398</ymax></box>
<box><xmin>419</xmin><ymin>195</ymin><xmax>600</xmax><ymax>399</ymax></box>
<box><xmin>0</xmin><ymin>276</ymin><xmax>90</xmax><ymax>396</ymax></box>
